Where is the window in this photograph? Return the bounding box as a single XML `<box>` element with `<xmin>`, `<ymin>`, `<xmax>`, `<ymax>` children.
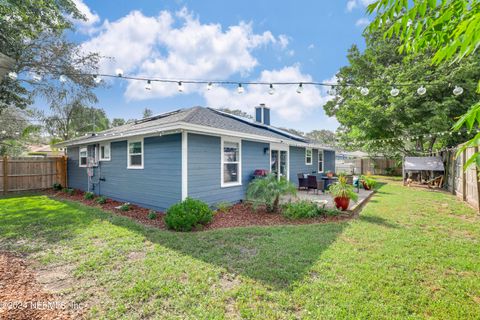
<box><xmin>99</xmin><ymin>143</ymin><xmax>111</xmax><ymax>161</ymax></box>
<box><xmin>305</xmin><ymin>148</ymin><xmax>312</xmax><ymax>165</ymax></box>
<box><xmin>318</xmin><ymin>150</ymin><xmax>324</xmax><ymax>173</ymax></box>
<box><xmin>221</xmin><ymin>138</ymin><xmax>241</xmax><ymax>187</ymax></box>
<box><xmin>128</xmin><ymin>139</ymin><xmax>143</xmax><ymax>169</ymax></box>
<box><xmin>79</xmin><ymin>147</ymin><xmax>87</xmax><ymax>167</ymax></box>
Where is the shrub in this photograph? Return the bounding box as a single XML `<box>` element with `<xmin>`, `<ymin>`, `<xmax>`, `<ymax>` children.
<box><xmin>52</xmin><ymin>183</ymin><xmax>62</xmax><ymax>191</ymax></box>
<box><xmin>318</xmin><ymin>207</ymin><xmax>342</xmax><ymax>217</ymax></box>
<box><xmin>282</xmin><ymin>200</ymin><xmax>320</xmax><ymax>219</ymax></box>
<box><xmin>147</xmin><ymin>210</ymin><xmax>157</xmax><ymax>220</ymax></box>
<box><xmin>84</xmin><ymin>192</ymin><xmax>95</xmax><ymax>200</ymax></box>
<box><xmin>62</xmin><ymin>188</ymin><xmax>74</xmax><ymax>195</ymax></box>
<box><xmin>119</xmin><ymin>203</ymin><xmax>131</xmax><ymax>211</ymax></box>
<box><xmin>215</xmin><ymin>201</ymin><xmax>232</xmax><ymax>213</ymax></box>
<box><xmin>360</xmin><ymin>175</ymin><xmax>377</xmax><ymax>189</ymax></box>
<box><xmin>96</xmin><ymin>196</ymin><xmax>107</xmax><ymax>204</ymax></box>
<box><xmin>165</xmin><ymin>197</ymin><xmax>213</xmax><ymax>231</ymax></box>
<box><xmin>247</xmin><ymin>174</ymin><xmax>297</xmax><ymax>212</ymax></box>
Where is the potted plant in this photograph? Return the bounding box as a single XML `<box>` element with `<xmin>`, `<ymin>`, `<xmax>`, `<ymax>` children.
<box><xmin>326</xmin><ymin>170</ymin><xmax>334</xmax><ymax>178</ymax></box>
<box><xmin>360</xmin><ymin>175</ymin><xmax>377</xmax><ymax>190</ymax></box>
<box><xmin>329</xmin><ymin>176</ymin><xmax>358</xmax><ymax>211</ymax></box>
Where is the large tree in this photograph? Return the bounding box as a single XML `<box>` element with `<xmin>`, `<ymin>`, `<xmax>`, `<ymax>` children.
<box><xmin>324</xmin><ymin>29</ymin><xmax>479</xmax><ymax>157</ymax></box>
<box><xmin>0</xmin><ymin>1</ymin><xmax>91</xmax><ymax>112</ymax></box>
<box><xmin>367</xmin><ymin>0</ymin><xmax>480</xmax><ymax>165</ymax></box>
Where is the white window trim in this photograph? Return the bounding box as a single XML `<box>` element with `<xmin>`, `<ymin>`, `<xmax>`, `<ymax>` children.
<box><xmin>305</xmin><ymin>148</ymin><xmax>313</xmax><ymax>165</ymax></box>
<box><xmin>127</xmin><ymin>138</ymin><xmax>144</xmax><ymax>169</ymax></box>
<box><xmin>269</xmin><ymin>143</ymin><xmax>290</xmax><ymax>181</ymax></box>
<box><xmin>79</xmin><ymin>147</ymin><xmax>88</xmax><ymax>168</ymax></box>
<box><xmin>221</xmin><ymin>137</ymin><xmax>242</xmax><ymax>188</ymax></box>
<box><xmin>99</xmin><ymin>142</ymin><xmax>111</xmax><ymax>161</ymax></box>
<box><xmin>318</xmin><ymin>149</ymin><xmax>324</xmax><ymax>173</ymax></box>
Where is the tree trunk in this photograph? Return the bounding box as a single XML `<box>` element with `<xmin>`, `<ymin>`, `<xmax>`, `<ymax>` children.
<box><xmin>273</xmin><ymin>195</ymin><xmax>280</xmax><ymax>213</ymax></box>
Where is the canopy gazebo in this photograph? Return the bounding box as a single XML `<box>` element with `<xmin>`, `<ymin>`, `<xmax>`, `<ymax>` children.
<box><xmin>403</xmin><ymin>156</ymin><xmax>445</xmax><ymax>188</ymax></box>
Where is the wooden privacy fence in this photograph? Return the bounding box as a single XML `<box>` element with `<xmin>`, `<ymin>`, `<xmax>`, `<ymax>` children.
<box><xmin>0</xmin><ymin>156</ymin><xmax>67</xmax><ymax>193</ymax></box>
<box><xmin>442</xmin><ymin>146</ymin><xmax>480</xmax><ymax>211</ymax></box>
<box><xmin>336</xmin><ymin>158</ymin><xmax>402</xmax><ymax>175</ymax></box>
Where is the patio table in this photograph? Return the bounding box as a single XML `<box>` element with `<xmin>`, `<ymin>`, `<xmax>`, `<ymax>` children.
<box><xmin>321</xmin><ymin>176</ymin><xmax>338</xmax><ymax>190</ymax></box>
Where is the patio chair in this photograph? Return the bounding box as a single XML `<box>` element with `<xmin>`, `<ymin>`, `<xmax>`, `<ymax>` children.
<box><xmin>307</xmin><ymin>175</ymin><xmax>322</xmax><ymax>194</ymax></box>
<box><xmin>297</xmin><ymin>173</ymin><xmax>308</xmax><ymax>190</ymax></box>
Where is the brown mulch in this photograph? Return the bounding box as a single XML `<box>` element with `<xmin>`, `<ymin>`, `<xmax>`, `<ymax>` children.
<box><xmin>0</xmin><ymin>252</ymin><xmax>76</xmax><ymax>320</ymax></box>
<box><xmin>45</xmin><ymin>190</ymin><xmax>354</xmax><ymax>232</ymax></box>
<box><xmin>46</xmin><ymin>189</ymin><xmax>166</xmax><ymax>229</ymax></box>
<box><xmin>203</xmin><ymin>203</ymin><xmax>354</xmax><ymax>230</ymax></box>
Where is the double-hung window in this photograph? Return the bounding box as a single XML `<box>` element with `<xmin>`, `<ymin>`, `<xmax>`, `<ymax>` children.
<box><xmin>128</xmin><ymin>139</ymin><xmax>143</xmax><ymax>169</ymax></box>
<box><xmin>305</xmin><ymin>148</ymin><xmax>313</xmax><ymax>165</ymax></box>
<box><xmin>221</xmin><ymin>138</ymin><xmax>241</xmax><ymax>187</ymax></box>
<box><xmin>318</xmin><ymin>150</ymin><xmax>324</xmax><ymax>173</ymax></box>
<box><xmin>99</xmin><ymin>143</ymin><xmax>111</xmax><ymax>161</ymax></box>
<box><xmin>79</xmin><ymin>147</ymin><xmax>88</xmax><ymax>167</ymax></box>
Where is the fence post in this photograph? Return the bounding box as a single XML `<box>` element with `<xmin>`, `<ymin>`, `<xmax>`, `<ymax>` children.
<box><xmin>462</xmin><ymin>150</ymin><xmax>467</xmax><ymax>201</ymax></box>
<box><xmin>3</xmin><ymin>156</ymin><xmax>7</xmax><ymax>194</ymax></box>
<box><xmin>475</xmin><ymin>147</ymin><xmax>480</xmax><ymax>213</ymax></box>
<box><xmin>62</xmin><ymin>156</ymin><xmax>67</xmax><ymax>188</ymax></box>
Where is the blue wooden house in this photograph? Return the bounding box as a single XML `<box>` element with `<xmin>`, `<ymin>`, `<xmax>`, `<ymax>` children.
<box><xmin>60</xmin><ymin>105</ymin><xmax>335</xmax><ymax>211</ymax></box>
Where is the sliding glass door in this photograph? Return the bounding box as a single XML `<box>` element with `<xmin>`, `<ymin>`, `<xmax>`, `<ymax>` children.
<box><xmin>270</xmin><ymin>148</ymin><xmax>288</xmax><ymax>180</ymax></box>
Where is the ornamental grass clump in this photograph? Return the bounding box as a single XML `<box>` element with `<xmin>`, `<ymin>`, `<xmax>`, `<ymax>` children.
<box><xmin>247</xmin><ymin>174</ymin><xmax>297</xmax><ymax>213</ymax></box>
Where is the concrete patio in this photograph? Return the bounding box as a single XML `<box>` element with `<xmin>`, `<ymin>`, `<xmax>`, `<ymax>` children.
<box><xmin>282</xmin><ymin>187</ymin><xmax>374</xmax><ymax>211</ymax></box>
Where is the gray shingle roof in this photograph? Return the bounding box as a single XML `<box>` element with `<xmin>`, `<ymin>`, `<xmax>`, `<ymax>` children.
<box><xmin>61</xmin><ymin>106</ymin><xmax>312</xmax><ymax>146</ymax></box>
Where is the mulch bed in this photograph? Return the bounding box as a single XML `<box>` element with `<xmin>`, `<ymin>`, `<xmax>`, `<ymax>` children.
<box><xmin>0</xmin><ymin>252</ymin><xmax>75</xmax><ymax>320</ymax></box>
<box><xmin>46</xmin><ymin>189</ymin><xmax>354</xmax><ymax>232</ymax></box>
<box><xmin>203</xmin><ymin>203</ymin><xmax>354</xmax><ymax>230</ymax></box>
<box><xmin>46</xmin><ymin>190</ymin><xmax>166</xmax><ymax>229</ymax></box>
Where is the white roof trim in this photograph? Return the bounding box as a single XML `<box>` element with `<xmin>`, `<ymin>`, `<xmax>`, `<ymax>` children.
<box><xmin>57</xmin><ymin>122</ymin><xmax>335</xmax><ymax>151</ymax></box>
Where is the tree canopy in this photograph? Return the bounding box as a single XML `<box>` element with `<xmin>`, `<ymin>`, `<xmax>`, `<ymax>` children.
<box><xmin>325</xmin><ymin>27</ymin><xmax>479</xmax><ymax>157</ymax></box>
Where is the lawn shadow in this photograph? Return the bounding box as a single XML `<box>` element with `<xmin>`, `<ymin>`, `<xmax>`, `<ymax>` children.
<box><xmin>0</xmin><ymin>194</ymin><xmax>348</xmax><ymax>290</ymax></box>
<box><xmin>135</xmin><ymin>222</ymin><xmax>348</xmax><ymax>290</ymax></box>
<box><xmin>359</xmin><ymin>215</ymin><xmax>400</xmax><ymax>229</ymax></box>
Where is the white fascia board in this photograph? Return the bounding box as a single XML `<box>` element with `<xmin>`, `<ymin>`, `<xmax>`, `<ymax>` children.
<box><xmin>58</xmin><ymin>121</ymin><xmax>315</xmax><ymax>148</ymax></box>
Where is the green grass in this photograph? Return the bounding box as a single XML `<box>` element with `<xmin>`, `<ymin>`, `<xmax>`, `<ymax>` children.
<box><xmin>0</xmin><ymin>178</ymin><xmax>479</xmax><ymax>319</ymax></box>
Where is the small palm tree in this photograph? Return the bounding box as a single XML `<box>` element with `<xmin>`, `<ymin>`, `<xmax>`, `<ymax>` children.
<box><xmin>247</xmin><ymin>174</ymin><xmax>297</xmax><ymax>212</ymax></box>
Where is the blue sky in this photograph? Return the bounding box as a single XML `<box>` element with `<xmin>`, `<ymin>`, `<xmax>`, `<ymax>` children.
<box><xmin>45</xmin><ymin>0</ymin><xmax>375</xmax><ymax>132</ymax></box>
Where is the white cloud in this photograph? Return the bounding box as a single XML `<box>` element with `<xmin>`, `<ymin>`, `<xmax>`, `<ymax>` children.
<box><xmin>307</xmin><ymin>44</ymin><xmax>315</xmax><ymax>50</ymax></box>
<box><xmin>346</xmin><ymin>0</ymin><xmax>358</xmax><ymax>11</ymax></box>
<box><xmin>346</xmin><ymin>0</ymin><xmax>376</xmax><ymax>12</ymax></box>
<box><xmin>355</xmin><ymin>18</ymin><xmax>370</xmax><ymax>27</ymax></box>
<box><xmin>278</xmin><ymin>34</ymin><xmax>289</xmax><ymax>49</ymax></box>
<box><xmin>81</xmin><ymin>8</ymin><xmax>290</xmax><ymax>99</ymax></box>
<box><xmin>203</xmin><ymin>65</ymin><xmax>334</xmax><ymax>122</ymax></box>
<box><xmin>71</xmin><ymin>0</ymin><xmax>100</xmax><ymax>34</ymax></box>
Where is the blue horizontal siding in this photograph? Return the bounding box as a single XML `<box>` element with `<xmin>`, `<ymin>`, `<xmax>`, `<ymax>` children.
<box><xmin>67</xmin><ymin>146</ymin><xmax>88</xmax><ymax>191</ymax></box>
<box><xmin>187</xmin><ymin>133</ymin><xmax>269</xmax><ymax>206</ymax></box>
<box><xmin>289</xmin><ymin>146</ymin><xmax>318</xmax><ymax>185</ymax></box>
<box><xmin>67</xmin><ymin>134</ymin><xmax>182</xmax><ymax>211</ymax></box>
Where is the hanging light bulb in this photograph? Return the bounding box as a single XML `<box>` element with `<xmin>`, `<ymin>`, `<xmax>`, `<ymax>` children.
<box><xmin>59</xmin><ymin>75</ymin><xmax>67</xmax><ymax>83</ymax></box>
<box><xmin>94</xmin><ymin>75</ymin><xmax>102</xmax><ymax>84</ymax></box>
<box><xmin>8</xmin><ymin>72</ymin><xmax>17</xmax><ymax>80</ymax></box>
<box><xmin>177</xmin><ymin>81</ymin><xmax>183</xmax><ymax>92</ymax></box>
<box><xmin>115</xmin><ymin>68</ymin><xmax>124</xmax><ymax>77</ymax></box>
<box><xmin>268</xmin><ymin>84</ymin><xmax>275</xmax><ymax>95</ymax></box>
<box><xmin>390</xmin><ymin>87</ymin><xmax>400</xmax><ymax>97</ymax></box>
<box><xmin>145</xmin><ymin>80</ymin><xmax>152</xmax><ymax>91</ymax></box>
<box><xmin>453</xmin><ymin>86</ymin><xmax>463</xmax><ymax>96</ymax></box>
<box><xmin>296</xmin><ymin>83</ymin><xmax>303</xmax><ymax>94</ymax></box>
<box><xmin>237</xmin><ymin>83</ymin><xmax>244</xmax><ymax>94</ymax></box>
<box><xmin>207</xmin><ymin>82</ymin><xmax>213</xmax><ymax>91</ymax></box>
<box><xmin>360</xmin><ymin>87</ymin><xmax>369</xmax><ymax>96</ymax></box>
<box><xmin>417</xmin><ymin>86</ymin><xmax>426</xmax><ymax>95</ymax></box>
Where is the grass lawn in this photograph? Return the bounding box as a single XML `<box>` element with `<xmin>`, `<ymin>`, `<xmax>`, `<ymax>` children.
<box><xmin>0</xmin><ymin>177</ymin><xmax>479</xmax><ymax>319</ymax></box>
